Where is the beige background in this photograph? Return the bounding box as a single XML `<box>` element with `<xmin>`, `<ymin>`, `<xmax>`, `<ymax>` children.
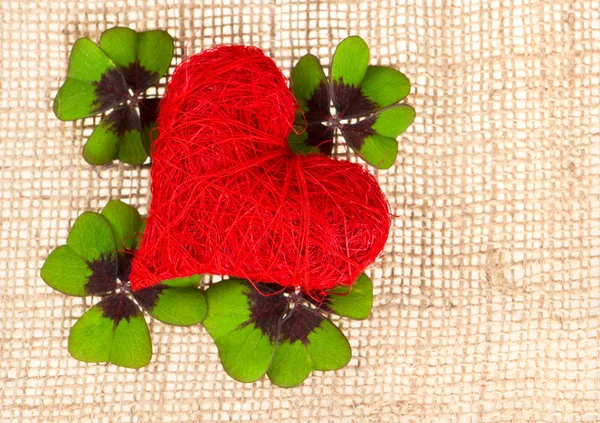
<box><xmin>1</xmin><ymin>0</ymin><xmax>599</xmax><ymax>421</ymax></box>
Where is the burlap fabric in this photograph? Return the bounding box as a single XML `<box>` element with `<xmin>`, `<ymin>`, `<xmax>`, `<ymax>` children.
<box><xmin>1</xmin><ymin>0</ymin><xmax>599</xmax><ymax>421</ymax></box>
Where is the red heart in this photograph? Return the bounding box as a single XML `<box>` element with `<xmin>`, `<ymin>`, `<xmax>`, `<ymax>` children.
<box><xmin>130</xmin><ymin>46</ymin><xmax>390</xmax><ymax>292</ymax></box>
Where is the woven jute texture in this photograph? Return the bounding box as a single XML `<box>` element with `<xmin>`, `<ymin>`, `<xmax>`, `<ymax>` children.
<box><xmin>1</xmin><ymin>0</ymin><xmax>599</xmax><ymax>422</ymax></box>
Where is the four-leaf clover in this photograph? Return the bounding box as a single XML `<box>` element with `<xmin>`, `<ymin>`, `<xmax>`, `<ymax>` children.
<box><xmin>54</xmin><ymin>27</ymin><xmax>174</xmax><ymax>165</ymax></box>
<box><xmin>40</xmin><ymin>200</ymin><xmax>206</xmax><ymax>368</ymax></box>
<box><xmin>203</xmin><ymin>274</ymin><xmax>373</xmax><ymax>387</ymax></box>
<box><xmin>288</xmin><ymin>36</ymin><xmax>415</xmax><ymax>169</ymax></box>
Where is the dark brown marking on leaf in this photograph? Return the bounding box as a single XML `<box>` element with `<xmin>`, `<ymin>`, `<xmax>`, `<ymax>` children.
<box><xmin>247</xmin><ymin>283</ymin><xmax>325</xmax><ymax>344</ymax></box>
<box><xmin>339</xmin><ymin>115</ymin><xmax>377</xmax><ymax>151</ymax></box>
<box><xmin>119</xmin><ymin>60</ymin><xmax>160</xmax><ymax>94</ymax></box>
<box><xmin>84</xmin><ymin>254</ymin><xmax>118</xmax><ymax>295</ymax></box>
<box><xmin>332</xmin><ymin>80</ymin><xmax>377</xmax><ymax>119</ymax></box>
<box><xmin>294</xmin><ymin>82</ymin><xmax>333</xmax><ymax>155</ymax></box>
<box><xmin>320</xmin><ymin>291</ymin><xmax>345</xmax><ymax>313</ymax></box>
<box><xmin>304</xmin><ymin>81</ymin><xmax>332</xmax><ymax>123</ymax></box>
<box><xmin>138</xmin><ymin>98</ymin><xmax>161</xmax><ymax>129</ymax></box>
<box><xmin>279</xmin><ymin>304</ymin><xmax>324</xmax><ymax>344</ymax></box>
<box><xmin>92</xmin><ymin>68</ymin><xmax>130</xmax><ymax>113</ymax></box>
<box><xmin>104</xmin><ymin>106</ymin><xmax>141</xmax><ymax>137</ymax></box>
<box><xmin>117</xmin><ymin>252</ymin><xmax>135</xmax><ymax>282</ymax></box>
<box><xmin>299</xmin><ymin>122</ymin><xmax>334</xmax><ymax>156</ymax></box>
<box><xmin>296</xmin><ymin>82</ymin><xmax>334</xmax><ymax>156</ymax></box>
<box><xmin>247</xmin><ymin>283</ymin><xmax>288</xmax><ymax>339</ymax></box>
<box><xmin>97</xmin><ymin>293</ymin><xmax>141</xmax><ymax>327</ymax></box>
<box><xmin>132</xmin><ymin>284</ymin><xmax>167</xmax><ymax>312</ymax></box>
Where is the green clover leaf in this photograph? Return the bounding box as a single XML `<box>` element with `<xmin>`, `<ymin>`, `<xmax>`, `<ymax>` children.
<box><xmin>133</xmin><ymin>275</ymin><xmax>207</xmax><ymax>326</ymax></box>
<box><xmin>203</xmin><ymin>275</ymin><xmax>373</xmax><ymax>387</ymax></box>
<box><xmin>41</xmin><ymin>211</ymin><xmax>118</xmax><ymax>296</ymax></box>
<box><xmin>54</xmin><ymin>27</ymin><xmax>173</xmax><ymax>165</ymax></box>
<box><xmin>289</xmin><ymin>36</ymin><xmax>415</xmax><ymax>169</ymax></box>
<box><xmin>41</xmin><ymin>200</ymin><xmax>206</xmax><ymax>368</ymax></box>
<box><xmin>325</xmin><ymin>273</ymin><xmax>373</xmax><ymax>320</ymax></box>
<box><xmin>68</xmin><ymin>295</ymin><xmax>152</xmax><ymax>369</ymax></box>
<box><xmin>203</xmin><ymin>280</ymin><xmax>275</xmax><ymax>382</ymax></box>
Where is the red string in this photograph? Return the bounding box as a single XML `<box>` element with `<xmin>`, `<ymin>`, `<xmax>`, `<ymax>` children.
<box><xmin>129</xmin><ymin>45</ymin><xmax>391</xmax><ymax>293</ymax></box>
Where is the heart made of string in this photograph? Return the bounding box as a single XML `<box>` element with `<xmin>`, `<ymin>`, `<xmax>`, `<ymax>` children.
<box><xmin>130</xmin><ymin>46</ymin><xmax>391</xmax><ymax>293</ymax></box>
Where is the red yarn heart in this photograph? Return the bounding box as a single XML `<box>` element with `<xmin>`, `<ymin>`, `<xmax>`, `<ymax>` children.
<box><xmin>130</xmin><ymin>45</ymin><xmax>391</xmax><ymax>293</ymax></box>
